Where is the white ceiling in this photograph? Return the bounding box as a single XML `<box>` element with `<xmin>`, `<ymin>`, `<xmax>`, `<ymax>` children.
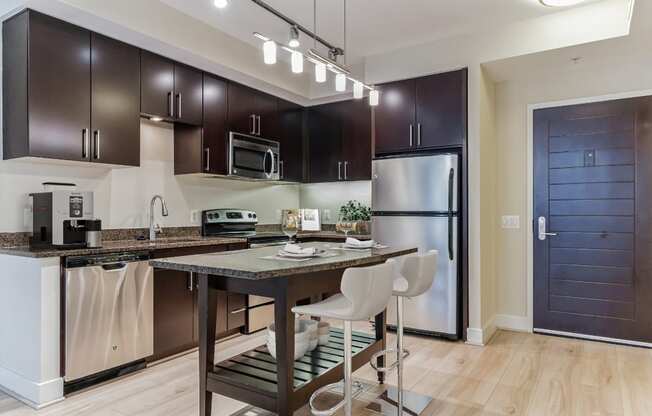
<box><xmin>159</xmin><ymin>0</ymin><xmax>605</xmax><ymax>65</ymax></box>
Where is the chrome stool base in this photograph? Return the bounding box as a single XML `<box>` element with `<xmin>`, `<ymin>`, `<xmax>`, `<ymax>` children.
<box><xmin>366</xmin><ymin>387</ymin><xmax>433</xmax><ymax>416</ymax></box>
<box><xmin>309</xmin><ymin>380</ymin><xmax>368</xmax><ymax>416</ymax></box>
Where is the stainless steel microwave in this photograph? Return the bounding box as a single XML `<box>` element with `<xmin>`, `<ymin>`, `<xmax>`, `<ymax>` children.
<box><xmin>228</xmin><ymin>132</ymin><xmax>280</xmax><ymax>180</ymax></box>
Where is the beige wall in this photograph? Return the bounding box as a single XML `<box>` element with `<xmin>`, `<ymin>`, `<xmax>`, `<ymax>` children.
<box><xmin>492</xmin><ymin>57</ymin><xmax>652</xmax><ymax>325</ymax></box>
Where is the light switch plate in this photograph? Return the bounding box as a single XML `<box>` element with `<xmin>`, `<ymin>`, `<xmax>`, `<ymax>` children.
<box><xmin>501</xmin><ymin>215</ymin><xmax>520</xmax><ymax>229</ymax></box>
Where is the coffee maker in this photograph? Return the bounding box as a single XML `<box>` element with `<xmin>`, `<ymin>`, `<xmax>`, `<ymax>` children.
<box><xmin>30</xmin><ymin>191</ymin><xmax>98</xmax><ymax>249</ymax></box>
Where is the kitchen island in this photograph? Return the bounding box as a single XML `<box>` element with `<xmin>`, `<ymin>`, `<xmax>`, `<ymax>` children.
<box><xmin>150</xmin><ymin>242</ymin><xmax>417</xmax><ymax>416</ymax></box>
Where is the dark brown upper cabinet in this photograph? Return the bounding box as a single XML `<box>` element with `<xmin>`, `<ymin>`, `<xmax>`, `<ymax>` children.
<box><xmin>373</xmin><ymin>69</ymin><xmax>467</xmax><ymax>156</ymax></box>
<box><xmin>277</xmin><ymin>99</ymin><xmax>305</xmax><ymax>182</ymax></box>
<box><xmin>90</xmin><ymin>33</ymin><xmax>141</xmax><ymax>166</ymax></box>
<box><xmin>307</xmin><ymin>99</ymin><xmax>371</xmax><ymax>183</ymax></box>
<box><xmin>141</xmin><ymin>51</ymin><xmax>202</xmax><ymax>126</ymax></box>
<box><xmin>3</xmin><ymin>10</ymin><xmax>140</xmax><ymax>166</ymax></box>
<box><xmin>174</xmin><ymin>74</ymin><xmax>228</xmax><ymax>175</ymax></box>
<box><xmin>228</xmin><ymin>83</ymin><xmax>278</xmax><ymax>138</ymax></box>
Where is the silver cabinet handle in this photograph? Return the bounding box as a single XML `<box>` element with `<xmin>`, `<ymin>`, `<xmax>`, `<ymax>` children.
<box><xmin>409</xmin><ymin>124</ymin><xmax>414</xmax><ymax>147</ymax></box>
<box><xmin>176</xmin><ymin>93</ymin><xmax>182</xmax><ymax>119</ymax></box>
<box><xmin>168</xmin><ymin>91</ymin><xmax>174</xmax><ymax>117</ymax></box>
<box><xmin>205</xmin><ymin>147</ymin><xmax>210</xmax><ymax>172</ymax></box>
<box><xmin>82</xmin><ymin>128</ymin><xmax>89</xmax><ymax>158</ymax></box>
<box><xmin>279</xmin><ymin>160</ymin><xmax>284</xmax><ymax>179</ymax></box>
<box><xmin>256</xmin><ymin>115</ymin><xmax>261</xmax><ymax>136</ymax></box>
<box><xmin>344</xmin><ymin>161</ymin><xmax>348</xmax><ymax>180</ymax></box>
<box><xmin>250</xmin><ymin>114</ymin><xmax>256</xmax><ymax>134</ymax></box>
<box><xmin>188</xmin><ymin>272</ymin><xmax>194</xmax><ymax>291</ymax></box>
<box><xmin>417</xmin><ymin>123</ymin><xmax>422</xmax><ymax>146</ymax></box>
<box><xmin>338</xmin><ymin>161</ymin><xmax>342</xmax><ymax>180</ymax></box>
<box><xmin>538</xmin><ymin>216</ymin><xmax>557</xmax><ymax>241</ymax></box>
<box><xmin>231</xmin><ymin>307</ymin><xmax>247</xmax><ymax>314</ymax></box>
<box><xmin>93</xmin><ymin>130</ymin><xmax>100</xmax><ymax>160</ymax></box>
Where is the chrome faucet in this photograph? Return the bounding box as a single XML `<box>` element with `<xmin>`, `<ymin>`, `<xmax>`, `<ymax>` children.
<box><xmin>149</xmin><ymin>195</ymin><xmax>169</xmax><ymax>241</ymax></box>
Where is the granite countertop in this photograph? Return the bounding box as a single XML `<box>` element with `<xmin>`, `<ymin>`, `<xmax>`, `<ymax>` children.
<box><xmin>0</xmin><ymin>236</ymin><xmax>247</xmax><ymax>258</ymax></box>
<box><xmin>150</xmin><ymin>242</ymin><xmax>417</xmax><ymax>280</ymax></box>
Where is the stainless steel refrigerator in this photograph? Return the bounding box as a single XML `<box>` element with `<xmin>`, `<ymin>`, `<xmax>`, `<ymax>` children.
<box><xmin>372</xmin><ymin>153</ymin><xmax>460</xmax><ymax>338</ymax></box>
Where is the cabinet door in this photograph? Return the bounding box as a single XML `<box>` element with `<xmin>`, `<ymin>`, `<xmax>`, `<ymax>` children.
<box><xmin>373</xmin><ymin>79</ymin><xmax>416</xmax><ymax>155</ymax></box>
<box><xmin>277</xmin><ymin>99</ymin><xmax>304</xmax><ymax>182</ymax></box>
<box><xmin>140</xmin><ymin>51</ymin><xmax>174</xmax><ymax>119</ymax></box>
<box><xmin>152</xmin><ymin>269</ymin><xmax>195</xmax><ymax>360</ymax></box>
<box><xmin>228</xmin><ymin>83</ymin><xmax>258</xmax><ymax>135</ymax></box>
<box><xmin>341</xmin><ymin>100</ymin><xmax>371</xmax><ymax>181</ymax></box>
<box><xmin>308</xmin><ymin>102</ymin><xmax>342</xmax><ymax>182</ymax></box>
<box><xmin>416</xmin><ymin>69</ymin><xmax>467</xmax><ymax>148</ymax></box>
<box><xmin>174</xmin><ymin>64</ymin><xmax>203</xmax><ymax>126</ymax></box>
<box><xmin>202</xmin><ymin>74</ymin><xmax>228</xmax><ymax>174</ymax></box>
<box><xmin>90</xmin><ymin>33</ymin><xmax>140</xmax><ymax>166</ymax></box>
<box><xmin>257</xmin><ymin>92</ymin><xmax>278</xmax><ymax>138</ymax></box>
<box><xmin>28</xmin><ymin>11</ymin><xmax>91</xmax><ymax>161</ymax></box>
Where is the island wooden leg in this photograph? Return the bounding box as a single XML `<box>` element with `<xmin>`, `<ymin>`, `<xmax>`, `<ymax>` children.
<box><xmin>274</xmin><ymin>290</ymin><xmax>295</xmax><ymax>416</ymax></box>
<box><xmin>198</xmin><ymin>273</ymin><xmax>218</xmax><ymax>416</ymax></box>
<box><xmin>374</xmin><ymin>310</ymin><xmax>387</xmax><ymax>384</ymax></box>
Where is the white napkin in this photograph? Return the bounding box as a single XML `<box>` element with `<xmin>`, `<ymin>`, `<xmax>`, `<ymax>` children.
<box><xmin>281</xmin><ymin>243</ymin><xmax>317</xmax><ymax>255</ymax></box>
<box><xmin>344</xmin><ymin>237</ymin><xmax>375</xmax><ymax>248</ymax></box>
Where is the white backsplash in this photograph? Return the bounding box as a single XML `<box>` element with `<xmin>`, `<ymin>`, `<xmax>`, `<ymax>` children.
<box><xmin>299</xmin><ymin>181</ymin><xmax>372</xmax><ymax>224</ymax></box>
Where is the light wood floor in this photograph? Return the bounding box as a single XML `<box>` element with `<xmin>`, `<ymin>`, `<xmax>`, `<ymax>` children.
<box><xmin>2</xmin><ymin>327</ymin><xmax>652</xmax><ymax>416</ymax></box>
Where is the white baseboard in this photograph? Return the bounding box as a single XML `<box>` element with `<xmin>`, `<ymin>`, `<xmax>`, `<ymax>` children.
<box><xmin>0</xmin><ymin>366</ymin><xmax>63</xmax><ymax>409</ymax></box>
<box><xmin>494</xmin><ymin>314</ymin><xmax>532</xmax><ymax>333</ymax></box>
<box><xmin>466</xmin><ymin>316</ymin><xmax>497</xmax><ymax>346</ymax></box>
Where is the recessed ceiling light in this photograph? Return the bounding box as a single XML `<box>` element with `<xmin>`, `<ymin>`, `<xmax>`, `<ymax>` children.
<box><xmin>214</xmin><ymin>0</ymin><xmax>228</xmax><ymax>9</ymax></box>
<box><xmin>539</xmin><ymin>0</ymin><xmax>587</xmax><ymax>6</ymax></box>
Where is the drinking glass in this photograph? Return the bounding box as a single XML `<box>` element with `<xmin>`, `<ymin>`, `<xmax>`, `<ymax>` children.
<box><xmin>337</xmin><ymin>214</ymin><xmax>355</xmax><ymax>238</ymax></box>
<box><xmin>281</xmin><ymin>209</ymin><xmax>301</xmax><ymax>243</ymax></box>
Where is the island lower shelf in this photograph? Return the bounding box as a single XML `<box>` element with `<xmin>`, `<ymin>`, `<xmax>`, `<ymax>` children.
<box><xmin>206</xmin><ymin>328</ymin><xmax>382</xmax><ymax>412</ymax></box>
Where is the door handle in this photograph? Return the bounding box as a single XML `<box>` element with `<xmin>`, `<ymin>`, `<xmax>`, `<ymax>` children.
<box><xmin>409</xmin><ymin>124</ymin><xmax>414</xmax><ymax>147</ymax></box>
<box><xmin>93</xmin><ymin>130</ymin><xmax>101</xmax><ymax>160</ymax></box>
<box><xmin>250</xmin><ymin>114</ymin><xmax>256</xmax><ymax>135</ymax></box>
<box><xmin>168</xmin><ymin>91</ymin><xmax>174</xmax><ymax>117</ymax></box>
<box><xmin>417</xmin><ymin>123</ymin><xmax>422</xmax><ymax>146</ymax></box>
<box><xmin>176</xmin><ymin>93</ymin><xmax>182</xmax><ymax>119</ymax></box>
<box><xmin>538</xmin><ymin>216</ymin><xmax>557</xmax><ymax>241</ymax></box>
<box><xmin>205</xmin><ymin>147</ymin><xmax>210</xmax><ymax>172</ymax></box>
<box><xmin>344</xmin><ymin>161</ymin><xmax>349</xmax><ymax>180</ymax></box>
<box><xmin>188</xmin><ymin>272</ymin><xmax>194</xmax><ymax>292</ymax></box>
<box><xmin>338</xmin><ymin>161</ymin><xmax>342</xmax><ymax>180</ymax></box>
<box><xmin>263</xmin><ymin>148</ymin><xmax>274</xmax><ymax>179</ymax></box>
<box><xmin>256</xmin><ymin>115</ymin><xmax>261</xmax><ymax>136</ymax></box>
<box><xmin>82</xmin><ymin>128</ymin><xmax>89</xmax><ymax>158</ymax></box>
<box><xmin>448</xmin><ymin>168</ymin><xmax>454</xmax><ymax>260</ymax></box>
<box><xmin>279</xmin><ymin>160</ymin><xmax>284</xmax><ymax>179</ymax></box>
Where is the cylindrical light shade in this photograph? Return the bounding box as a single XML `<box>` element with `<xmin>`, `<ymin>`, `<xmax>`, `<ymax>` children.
<box><xmin>291</xmin><ymin>51</ymin><xmax>303</xmax><ymax>73</ymax></box>
<box><xmin>263</xmin><ymin>41</ymin><xmax>276</xmax><ymax>65</ymax></box>
<box><xmin>335</xmin><ymin>73</ymin><xmax>346</xmax><ymax>92</ymax></box>
<box><xmin>214</xmin><ymin>0</ymin><xmax>228</xmax><ymax>8</ymax></box>
<box><xmin>315</xmin><ymin>62</ymin><xmax>327</xmax><ymax>83</ymax></box>
<box><xmin>353</xmin><ymin>81</ymin><xmax>364</xmax><ymax>99</ymax></box>
<box><xmin>369</xmin><ymin>89</ymin><xmax>379</xmax><ymax>106</ymax></box>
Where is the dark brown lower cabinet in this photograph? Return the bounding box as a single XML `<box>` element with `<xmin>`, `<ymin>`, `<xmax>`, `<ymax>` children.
<box><xmin>151</xmin><ymin>243</ymin><xmax>247</xmax><ymax>361</ymax></box>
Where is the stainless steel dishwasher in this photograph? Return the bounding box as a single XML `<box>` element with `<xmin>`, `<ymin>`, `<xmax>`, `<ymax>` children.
<box><xmin>64</xmin><ymin>252</ymin><xmax>153</xmax><ymax>384</ymax></box>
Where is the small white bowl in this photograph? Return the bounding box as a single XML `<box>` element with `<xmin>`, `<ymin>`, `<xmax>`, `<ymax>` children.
<box><xmin>317</xmin><ymin>321</ymin><xmax>330</xmax><ymax>345</ymax></box>
<box><xmin>267</xmin><ymin>321</ymin><xmax>311</xmax><ymax>360</ymax></box>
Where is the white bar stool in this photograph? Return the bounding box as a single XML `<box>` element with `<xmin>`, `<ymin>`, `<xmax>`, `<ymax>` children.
<box><xmin>292</xmin><ymin>261</ymin><xmax>396</xmax><ymax>416</ymax></box>
<box><xmin>368</xmin><ymin>250</ymin><xmax>438</xmax><ymax>416</ymax></box>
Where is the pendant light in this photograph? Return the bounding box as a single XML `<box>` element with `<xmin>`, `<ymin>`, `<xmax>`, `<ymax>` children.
<box><xmin>291</xmin><ymin>50</ymin><xmax>303</xmax><ymax>73</ymax></box>
<box><xmin>263</xmin><ymin>40</ymin><xmax>277</xmax><ymax>64</ymax></box>
<box><xmin>315</xmin><ymin>62</ymin><xmax>327</xmax><ymax>83</ymax></box>
<box><xmin>369</xmin><ymin>89</ymin><xmax>379</xmax><ymax>106</ymax></box>
<box><xmin>335</xmin><ymin>73</ymin><xmax>346</xmax><ymax>91</ymax></box>
<box><xmin>353</xmin><ymin>81</ymin><xmax>363</xmax><ymax>99</ymax></box>
<box><xmin>288</xmin><ymin>25</ymin><xmax>300</xmax><ymax>48</ymax></box>
<box><xmin>213</xmin><ymin>0</ymin><xmax>228</xmax><ymax>8</ymax></box>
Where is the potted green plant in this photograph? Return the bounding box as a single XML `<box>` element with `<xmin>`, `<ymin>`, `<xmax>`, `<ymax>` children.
<box><xmin>337</xmin><ymin>200</ymin><xmax>372</xmax><ymax>235</ymax></box>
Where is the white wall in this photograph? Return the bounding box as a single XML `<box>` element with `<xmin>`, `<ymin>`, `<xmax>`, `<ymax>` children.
<box><xmin>299</xmin><ymin>181</ymin><xmax>371</xmax><ymax>224</ymax></box>
<box><xmin>0</xmin><ymin>121</ymin><xmax>301</xmax><ymax>232</ymax></box>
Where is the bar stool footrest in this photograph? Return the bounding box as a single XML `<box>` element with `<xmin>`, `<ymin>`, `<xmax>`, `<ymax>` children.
<box><xmin>369</xmin><ymin>348</ymin><xmax>410</xmax><ymax>373</ymax></box>
<box><xmin>309</xmin><ymin>380</ymin><xmax>365</xmax><ymax>416</ymax></box>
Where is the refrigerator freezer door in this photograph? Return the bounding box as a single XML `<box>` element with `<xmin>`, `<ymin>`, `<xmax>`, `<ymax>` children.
<box><xmin>372</xmin><ymin>215</ymin><xmax>458</xmax><ymax>336</ymax></box>
<box><xmin>372</xmin><ymin>154</ymin><xmax>458</xmax><ymax>213</ymax></box>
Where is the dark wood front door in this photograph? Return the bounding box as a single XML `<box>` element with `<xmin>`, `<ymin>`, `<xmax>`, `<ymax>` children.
<box><xmin>534</xmin><ymin>96</ymin><xmax>652</xmax><ymax>343</ymax></box>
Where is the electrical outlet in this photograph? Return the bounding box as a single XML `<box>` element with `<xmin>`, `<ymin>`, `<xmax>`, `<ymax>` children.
<box><xmin>190</xmin><ymin>210</ymin><xmax>200</xmax><ymax>225</ymax></box>
<box><xmin>501</xmin><ymin>215</ymin><xmax>520</xmax><ymax>229</ymax></box>
<box><xmin>323</xmin><ymin>209</ymin><xmax>331</xmax><ymax>221</ymax></box>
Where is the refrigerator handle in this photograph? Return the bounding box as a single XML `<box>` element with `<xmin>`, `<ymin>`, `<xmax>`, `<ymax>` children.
<box><xmin>448</xmin><ymin>167</ymin><xmax>454</xmax><ymax>261</ymax></box>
